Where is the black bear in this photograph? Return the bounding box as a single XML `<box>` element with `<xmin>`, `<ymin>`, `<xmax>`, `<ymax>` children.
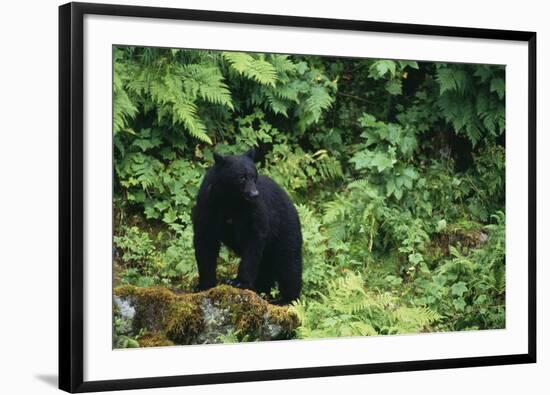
<box><xmin>192</xmin><ymin>148</ymin><xmax>302</xmax><ymax>304</ymax></box>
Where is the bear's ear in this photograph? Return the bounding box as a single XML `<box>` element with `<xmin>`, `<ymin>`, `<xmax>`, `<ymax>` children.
<box><xmin>213</xmin><ymin>152</ymin><xmax>225</xmax><ymax>165</ymax></box>
<box><xmin>244</xmin><ymin>148</ymin><xmax>256</xmax><ymax>162</ymax></box>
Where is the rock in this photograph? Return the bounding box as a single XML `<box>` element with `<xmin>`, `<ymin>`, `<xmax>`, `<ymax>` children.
<box><xmin>434</xmin><ymin>222</ymin><xmax>488</xmax><ymax>254</ymax></box>
<box><xmin>114</xmin><ymin>285</ymin><xmax>300</xmax><ymax>347</ymax></box>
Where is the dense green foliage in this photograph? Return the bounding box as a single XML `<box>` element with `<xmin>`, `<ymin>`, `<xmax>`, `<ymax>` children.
<box><xmin>113</xmin><ymin>46</ymin><xmax>505</xmax><ymax>341</ymax></box>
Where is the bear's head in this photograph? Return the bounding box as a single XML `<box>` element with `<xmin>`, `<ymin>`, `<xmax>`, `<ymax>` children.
<box><xmin>213</xmin><ymin>149</ymin><xmax>259</xmax><ymax>202</ymax></box>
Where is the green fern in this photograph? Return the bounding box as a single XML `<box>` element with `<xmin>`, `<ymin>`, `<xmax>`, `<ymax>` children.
<box><xmin>148</xmin><ymin>73</ymin><xmax>212</xmax><ymax>144</ymax></box>
<box><xmin>172</xmin><ymin>99</ymin><xmax>211</xmax><ymax>144</ymax></box>
<box><xmin>436</xmin><ymin>67</ymin><xmax>469</xmax><ymax>95</ymax></box>
<box><xmin>268</xmin><ymin>54</ymin><xmax>298</xmax><ymax>76</ymax></box>
<box><xmin>435</xmin><ymin>64</ymin><xmax>505</xmax><ymax>145</ymax></box>
<box><xmin>264</xmin><ymin>91</ymin><xmax>290</xmax><ymax>116</ymax></box>
<box><xmin>113</xmin><ymin>57</ymin><xmax>138</xmax><ymax>134</ymax></box>
<box><xmin>181</xmin><ymin>64</ymin><xmax>234</xmax><ymax>109</ymax></box>
<box><xmin>223</xmin><ymin>52</ymin><xmax>278</xmax><ymax>86</ymax></box>
<box><xmin>311</xmin><ymin>150</ymin><xmax>342</xmax><ymax>180</ymax></box>
<box><xmin>304</xmin><ymin>85</ymin><xmax>334</xmax><ymax>123</ymax></box>
<box><xmin>291</xmin><ymin>272</ymin><xmax>440</xmax><ymax>339</ymax></box>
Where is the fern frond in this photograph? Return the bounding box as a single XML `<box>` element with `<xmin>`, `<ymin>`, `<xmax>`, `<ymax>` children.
<box><xmin>113</xmin><ymin>63</ymin><xmax>138</xmax><ymax>133</ymax></box>
<box><xmin>436</xmin><ymin>67</ymin><xmax>469</xmax><ymax>95</ymax></box>
<box><xmin>273</xmin><ymin>83</ymin><xmax>300</xmax><ymax>102</ymax></box>
<box><xmin>268</xmin><ymin>54</ymin><xmax>297</xmax><ymax>75</ymax></box>
<box><xmin>223</xmin><ymin>52</ymin><xmax>278</xmax><ymax>86</ymax></box>
<box><xmin>315</xmin><ymin>156</ymin><xmax>343</xmax><ymax>180</ymax></box>
<box><xmin>113</xmin><ymin>87</ymin><xmax>138</xmax><ymax>134</ymax></box>
<box><xmin>265</xmin><ymin>91</ymin><xmax>289</xmax><ymax>116</ymax></box>
<box><xmin>149</xmin><ymin>74</ymin><xmax>212</xmax><ymax>144</ymax></box>
<box><xmin>180</xmin><ymin>64</ymin><xmax>234</xmax><ymax>109</ymax></box>
<box><xmin>171</xmin><ymin>99</ymin><xmax>211</xmax><ymax>144</ymax></box>
<box><xmin>348</xmin><ymin>322</ymin><xmax>378</xmax><ymax>336</ymax></box>
<box><xmin>304</xmin><ymin>86</ymin><xmax>334</xmax><ymax>123</ymax></box>
<box><xmin>393</xmin><ymin>306</ymin><xmax>441</xmax><ymax>333</ymax></box>
<box><xmin>347</xmin><ymin>299</ymin><xmax>377</xmax><ymax>315</ymax></box>
<box><xmin>322</xmin><ymin>196</ymin><xmax>350</xmax><ymax>224</ymax></box>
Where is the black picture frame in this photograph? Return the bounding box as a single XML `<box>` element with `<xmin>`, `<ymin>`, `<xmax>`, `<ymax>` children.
<box><xmin>59</xmin><ymin>2</ymin><xmax>537</xmax><ymax>393</ymax></box>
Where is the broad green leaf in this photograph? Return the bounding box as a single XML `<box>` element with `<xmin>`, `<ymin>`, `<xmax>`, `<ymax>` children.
<box><xmin>453</xmin><ymin>298</ymin><xmax>467</xmax><ymax>311</ymax></box>
<box><xmin>490</xmin><ymin>77</ymin><xmax>505</xmax><ymax>100</ymax></box>
<box><xmin>371</xmin><ymin>152</ymin><xmax>395</xmax><ymax>172</ymax></box>
<box><xmin>385</xmin><ymin>79</ymin><xmax>403</xmax><ymax>95</ymax></box>
<box><xmin>451</xmin><ymin>282</ymin><xmax>468</xmax><ymax>297</ymax></box>
<box><xmin>370</xmin><ymin>60</ymin><xmax>397</xmax><ymax>79</ymax></box>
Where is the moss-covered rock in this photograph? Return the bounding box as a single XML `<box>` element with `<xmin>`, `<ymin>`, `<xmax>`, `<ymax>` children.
<box><xmin>432</xmin><ymin>221</ymin><xmax>488</xmax><ymax>255</ymax></box>
<box><xmin>137</xmin><ymin>332</ymin><xmax>175</xmax><ymax>348</ymax></box>
<box><xmin>113</xmin><ymin>285</ymin><xmax>300</xmax><ymax>346</ymax></box>
<box><xmin>115</xmin><ymin>285</ymin><xmax>176</xmax><ymax>333</ymax></box>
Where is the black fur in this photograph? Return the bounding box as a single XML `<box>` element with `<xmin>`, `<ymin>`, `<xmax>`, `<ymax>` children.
<box><xmin>192</xmin><ymin>149</ymin><xmax>303</xmax><ymax>304</ymax></box>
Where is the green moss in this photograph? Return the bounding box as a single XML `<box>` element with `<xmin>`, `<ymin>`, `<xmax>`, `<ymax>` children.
<box><xmin>114</xmin><ymin>285</ymin><xmax>177</xmax><ymax>332</ymax></box>
<box><xmin>138</xmin><ymin>332</ymin><xmax>175</xmax><ymax>347</ymax></box>
<box><xmin>204</xmin><ymin>286</ymin><xmax>266</xmax><ymax>338</ymax></box>
<box><xmin>114</xmin><ymin>284</ymin><xmax>139</xmax><ymax>298</ymax></box>
<box><xmin>267</xmin><ymin>306</ymin><xmax>300</xmax><ymax>336</ymax></box>
<box><xmin>165</xmin><ymin>298</ymin><xmax>204</xmax><ymax>344</ymax></box>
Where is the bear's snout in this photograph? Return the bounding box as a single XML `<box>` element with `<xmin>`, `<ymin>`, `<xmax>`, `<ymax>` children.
<box><xmin>246</xmin><ymin>189</ymin><xmax>259</xmax><ymax>199</ymax></box>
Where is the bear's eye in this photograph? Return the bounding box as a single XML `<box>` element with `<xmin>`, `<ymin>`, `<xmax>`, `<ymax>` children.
<box><xmin>239</xmin><ymin>175</ymin><xmax>246</xmax><ymax>183</ymax></box>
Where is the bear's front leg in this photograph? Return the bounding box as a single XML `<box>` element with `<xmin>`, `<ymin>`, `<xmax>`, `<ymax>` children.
<box><xmin>194</xmin><ymin>233</ymin><xmax>221</xmax><ymax>291</ymax></box>
<box><xmin>227</xmin><ymin>237</ymin><xmax>266</xmax><ymax>290</ymax></box>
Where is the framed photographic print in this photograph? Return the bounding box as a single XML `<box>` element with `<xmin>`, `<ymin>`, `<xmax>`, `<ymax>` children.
<box><xmin>59</xmin><ymin>2</ymin><xmax>537</xmax><ymax>392</ymax></box>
